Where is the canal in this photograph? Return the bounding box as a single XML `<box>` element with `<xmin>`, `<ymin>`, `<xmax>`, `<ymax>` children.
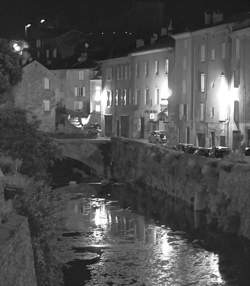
<box><xmin>56</xmin><ymin>182</ymin><xmax>250</xmax><ymax>286</ymax></box>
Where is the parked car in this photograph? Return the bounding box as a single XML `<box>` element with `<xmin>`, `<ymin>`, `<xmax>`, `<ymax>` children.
<box><xmin>176</xmin><ymin>143</ymin><xmax>197</xmax><ymax>154</ymax></box>
<box><xmin>193</xmin><ymin>147</ymin><xmax>211</xmax><ymax>157</ymax></box>
<box><xmin>209</xmin><ymin>146</ymin><xmax>231</xmax><ymax>158</ymax></box>
<box><xmin>148</xmin><ymin>130</ymin><xmax>168</xmax><ymax>144</ymax></box>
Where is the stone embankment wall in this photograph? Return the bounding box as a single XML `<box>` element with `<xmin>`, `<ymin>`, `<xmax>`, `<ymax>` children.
<box><xmin>111</xmin><ymin>137</ymin><xmax>250</xmax><ymax>239</ymax></box>
<box><xmin>0</xmin><ymin>181</ymin><xmax>37</xmax><ymax>286</ymax></box>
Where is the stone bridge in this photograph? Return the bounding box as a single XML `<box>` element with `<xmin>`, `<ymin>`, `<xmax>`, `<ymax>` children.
<box><xmin>55</xmin><ymin>138</ymin><xmax>111</xmax><ymax>177</ymax></box>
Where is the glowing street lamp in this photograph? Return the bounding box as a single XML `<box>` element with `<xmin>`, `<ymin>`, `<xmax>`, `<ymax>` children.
<box><xmin>24</xmin><ymin>24</ymin><xmax>31</xmax><ymax>38</ymax></box>
<box><xmin>40</xmin><ymin>19</ymin><xmax>46</xmax><ymax>24</ymax></box>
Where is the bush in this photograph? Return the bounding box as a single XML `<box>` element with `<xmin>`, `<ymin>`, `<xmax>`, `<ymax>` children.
<box><xmin>0</xmin><ymin>108</ymin><xmax>61</xmax><ymax>179</ymax></box>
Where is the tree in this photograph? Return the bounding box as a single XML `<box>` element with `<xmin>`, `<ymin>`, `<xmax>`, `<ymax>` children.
<box><xmin>0</xmin><ymin>39</ymin><xmax>22</xmax><ymax>103</ymax></box>
<box><xmin>0</xmin><ymin>108</ymin><xmax>61</xmax><ymax>179</ymax></box>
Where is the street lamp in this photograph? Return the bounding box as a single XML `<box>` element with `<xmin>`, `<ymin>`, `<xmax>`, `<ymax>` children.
<box><xmin>24</xmin><ymin>24</ymin><xmax>31</xmax><ymax>38</ymax></box>
<box><xmin>40</xmin><ymin>19</ymin><xmax>46</xmax><ymax>24</ymax></box>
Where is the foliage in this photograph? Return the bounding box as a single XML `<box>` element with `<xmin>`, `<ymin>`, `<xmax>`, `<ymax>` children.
<box><xmin>12</xmin><ymin>176</ymin><xmax>67</xmax><ymax>286</ymax></box>
<box><xmin>0</xmin><ymin>153</ymin><xmax>22</xmax><ymax>174</ymax></box>
<box><xmin>0</xmin><ymin>39</ymin><xmax>22</xmax><ymax>103</ymax></box>
<box><xmin>0</xmin><ymin>107</ymin><xmax>61</xmax><ymax>179</ymax></box>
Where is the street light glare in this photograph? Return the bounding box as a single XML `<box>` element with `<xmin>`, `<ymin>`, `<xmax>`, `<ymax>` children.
<box><xmin>25</xmin><ymin>24</ymin><xmax>31</xmax><ymax>28</ymax></box>
<box><xmin>40</xmin><ymin>19</ymin><xmax>46</xmax><ymax>24</ymax></box>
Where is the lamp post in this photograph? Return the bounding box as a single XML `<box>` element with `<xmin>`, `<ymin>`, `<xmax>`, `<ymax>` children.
<box><xmin>24</xmin><ymin>24</ymin><xmax>31</xmax><ymax>38</ymax></box>
<box><xmin>40</xmin><ymin>19</ymin><xmax>46</xmax><ymax>24</ymax></box>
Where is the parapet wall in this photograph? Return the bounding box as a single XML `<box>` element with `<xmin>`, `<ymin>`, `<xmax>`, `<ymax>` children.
<box><xmin>0</xmin><ymin>213</ymin><xmax>37</xmax><ymax>286</ymax></box>
<box><xmin>111</xmin><ymin>137</ymin><xmax>250</xmax><ymax>239</ymax></box>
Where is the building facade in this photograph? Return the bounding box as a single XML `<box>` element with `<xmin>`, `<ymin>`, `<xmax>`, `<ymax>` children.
<box><xmin>14</xmin><ymin>60</ymin><xmax>59</xmax><ymax>132</ymax></box>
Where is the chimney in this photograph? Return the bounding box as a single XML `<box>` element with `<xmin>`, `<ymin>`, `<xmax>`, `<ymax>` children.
<box><xmin>136</xmin><ymin>39</ymin><xmax>144</xmax><ymax>48</ymax></box>
<box><xmin>204</xmin><ymin>11</ymin><xmax>212</xmax><ymax>25</ymax></box>
<box><xmin>212</xmin><ymin>11</ymin><xmax>224</xmax><ymax>24</ymax></box>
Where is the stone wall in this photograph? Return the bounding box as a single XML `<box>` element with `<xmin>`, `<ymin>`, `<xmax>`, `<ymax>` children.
<box><xmin>111</xmin><ymin>137</ymin><xmax>250</xmax><ymax>239</ymax></box>
<box><xmin>0</xmin><ymin>214</ymin><xmax>37</xmax><ymax>286</ymax></box>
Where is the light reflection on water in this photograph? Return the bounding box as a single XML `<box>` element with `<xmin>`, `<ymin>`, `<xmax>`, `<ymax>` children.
<box><xmin>62</xmin><ymin>194</ymin><xmax>226</xmax><ymax>286</ymax></box>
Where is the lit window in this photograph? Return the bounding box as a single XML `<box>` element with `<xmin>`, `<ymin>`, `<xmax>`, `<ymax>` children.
<box><xmin>200</xmin><ymin>103</ymin><xmax>205</xmax><ymax>121</ymax></box>
<box><xmin>211</xmin><ymin>49</ymin><xmax>215</xmax><ymax>60</ymax></box>
<box><xmin>155</xmin><ymin>60</ymin><xmax>159</xmax><ymax>75</ymax></box>
<box><xmin>155</xmin><ymin>88</ymin><xmax>160</xmax><ymax>105</ymax></box>
<box><xmin>201</xmin><ymin>45</ymin><xmax>206</xmax><ymax>62</ymax></box>
<box><xmin>145</xmin><ymin>88</ymin><xmax>150</xmax><ymax>105</ymax></box>
<box><xmin>74</xmin><ymin>101</ymin><xmax>83</xmax><ymax>110</ymax></box>
<box><xmin>123</xmin><ymin>89</ymin><xmax>127</xmax><ymax>105</ymax></box>
<box><xmin>46</xmin><ymin>49</ymin><xmax>50</xmax><ymax>59</ymax></box>
<box><xmin>107</xmin><ymin>90</ymin><xmax>111</xmax><ymax>107</ymax></box>
<box><xmin>95</xmin><ymin>104</ymin><xmax>101</xmax><ymax>112</ymax></box>
<box><xmin>44</xmin><ymin>78</ymin><xmax>50</xmax><ymax>89</ymax></box>
<box><xmin>200</xmin><ymin>73</ymin><xmax>206</xmax><ymax>92</ymax></box>
<box><xmin>234</xmin><ymin>100</ymin><xmax>239</xmax><ymax>123</ymax></box>
<box><xmin>165</xmin><ymin>59</ymin><xmax>169</xmax><ymax>74</ymax></box>
<box><xmin>144</xmin><ymin>61</ymin><xmax>149</xmax><ymax>76</ymax></box>
<box><xmin>236</xmin><ymin>38</ymin><xmax>240</xmax><ymax>59</ymax></box>
<box><xmin>182</xmin><ymin>79</ymin><xmax>186</xmax><ymax>94</ymax></box>
<box><xmin>115</xmin><ymin>89</ymin><xmax>119</xmax><ymax>106</ymax></box>
<box><xmin>136</xmin><ymin>63</ymin><xmax>139</xmax><ymax>78</ymax></box>
<box><xmin>43</xmin><ymin>100</ymin><xmax>50</xmax><ymax>111</ymax></box>
<box><xmin>184</xmin><ymin>103</ymin><xmax>188</xmax><ymax>120</ymax></box>
<box><xmin>128</xmin><ymin>89</ymin><xmax>131</xmax><ymax>104</ymax></box>
<box><xmin>222</xmin><ymin>42</ymin><xmax>226</xmax><ymax>59</ymax></box>
<box><xmin>79</xmin><ymin>71</ymin><xmax>84</xmax><ymax>80</ymax></box>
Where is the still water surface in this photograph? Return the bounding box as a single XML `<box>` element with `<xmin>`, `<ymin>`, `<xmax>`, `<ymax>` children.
<box><xmin>59</xmin><ymin>184</ymin><xmax>249</xmax><ymax>286</ymax></box>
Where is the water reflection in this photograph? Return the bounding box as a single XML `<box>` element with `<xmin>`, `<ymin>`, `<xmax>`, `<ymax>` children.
<box><xmin>62</xmin><ymin>189</ymin><xmax>227</xmax><ymax>286</ymax></box>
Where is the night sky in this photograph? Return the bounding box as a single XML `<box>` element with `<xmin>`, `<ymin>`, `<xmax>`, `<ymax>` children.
<box><xmin>1</xmin><ymin>0</ymin><xmax>250</xmax><ymax>37</ymax></box>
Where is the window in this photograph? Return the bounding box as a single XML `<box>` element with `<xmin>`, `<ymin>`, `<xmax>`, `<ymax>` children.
<box><xmin>46</xmin><ymin>49</ymin><xmax>50</xmax><ymax>59</ymax></box>
<box><xmin>183</xmin><ymin>56</ymin><xmax>187</xmax><ymax>70</ymax></box>
<box><xmin>53</xmin><ymin>48</ymin><xmax>57</xmax><ymax>58</ymax></box>
<box><xmin>234</xmin><ymin>70</ymin><xmax>240</xmax><ymax>88</ymax></box>
<box><xmin>155</xmin><ymin>88</ymin><xmax>160</xmax><ymax>105</ymax></box>
<box><xmin>124</xmin><ymin>65</ymin><xmax>128</xmax><ymax>80</ymax></box>
<box><xmin>115</xmin><ymin>89</ymin><xmax>119</xmax><ymax>106</ymax></box>
<box><xmin>200</xmin><ymin>73</ymin><xmax>206</xmax><ymax>92</ymax></box>
<box><xmin>74</xmin><ymin>101</ymin><xmax>83</xmax><ymax>110</ymax></box>
<box><xmin>136</xmin><ymin>63</ymin><xmax>139</xmax><ymax>78</ymax></box>
<box><xmin>234</xmin><ymin>100</ymin><xmax>239</xmax><ymax>123</ymax></box>
<box><xmin>43</xmin><ymin>100</ymin><xmax>50</xmax><ymax>111</ymax></box>
<box><xmin>182</xmin><ymin>79</ymin><xmax>187</xmax><ymax>94</ymax></box>
<box><xmin>201</xmin><ymin>45</ymin><xmax>206</xmax><ymax>62</ymax></box>
<box><xmin>210</xmin><ymin>107</ymin><xmax>215</xmax><ymax>118</ymax></box>
<box><xmin>79</xmin><ymin>70</ymin><xmax>84</xmax><ymax>80</ymax></box>
<box><xmin>37</xmin><ymin>51</ymin><xmax>40</xmax><ymax>58</ymax></box>
<box><xmin>36</xmin><ymin>39</ymin><xmax>41</xmax><ymax>48</ymax></box>
<box><xmin>107</xmin><ymin>90</ymin><xmax>111</xmax><ymax>107</ymax></box>
<box><xmin>106</xmin><ymin>67</ymin><xmax>112</xmax><ymax>80</ymax></box>
<box><xmin>44</xmin><ymin>78</ymin><xmax>50</xmax><ymax>89</ymax></box>
<box><xmin>236</xmin><ymin>38</ymin><xmax>240</xmax><ymax>59</ymax></box>
<box><xmin>128</xmin><ymin>89</ymin><xmax>131</xmax><ymax>104</ymax></box>
<box><xmin>95</xmin><ymin>104</ymin><xmax>101</xmax><ymax>112</ymax></box>
<box><xmin>135</xmin><ymin>89</ymin><xmax>140</xmax><ymax>105</ymax></box>
<box><xmin>155</xmin><ymin>60</ymin><xmax>159</xmax><ymax>75</ymax></box>
<box><xmin>200</xmin><ymin>103</ymin><xmax>205</xmax><ymax>121</ymax></box>
<box><xmin>211</xmin><ymin>49</ymin><xmax>215</xmax><ymax>60</ymax></box>
<box><xmin>117</xmin><ymin>66</ymin><xmax>120</xmax><ymax>80</ymax></box>
<box><xmin>122</xmin><ymin>89</ymin><xmax>127</xmax><ymax>106</ymax></box>
<box><xmin>120</xmin><ymin>66</ymin><xmax>124</xmax><ymax>80</ymax></box>
<box><xmin>145</xmin><ymin>88</ymin><xmax>150</xmax><ymax>105</ymax></box>
<box><xmin>183</xmin><ymin>103</ymin><xmax>188</xmax><ymax>120</ymax></box>
<box><xmin>165</xmin><ymin>59</ymin><xmax>169</xmax><ymax>74</ymax></box>
<box><xmin>222</xmin><ymin>42</ymin><xmax>226</xmax><ymax>59</ymax></box>
<box><xmin>74</xmin><ymin>87</ymin><xmax>85</xmax><ymax>97</ymax></box>
<box><xmin>184</xmin><ymin>39</ymin><xmax>188</xmax><ymax>49</ymax></box>
<box><xmin>144</xmin><ymin>61</ymin><xmax>149</xmax><ymax>77</ymax></box>
<box><xmin>179</xmin><ymin>104</ymin><xmax>184</xmax><ymax>120</ymax></box>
